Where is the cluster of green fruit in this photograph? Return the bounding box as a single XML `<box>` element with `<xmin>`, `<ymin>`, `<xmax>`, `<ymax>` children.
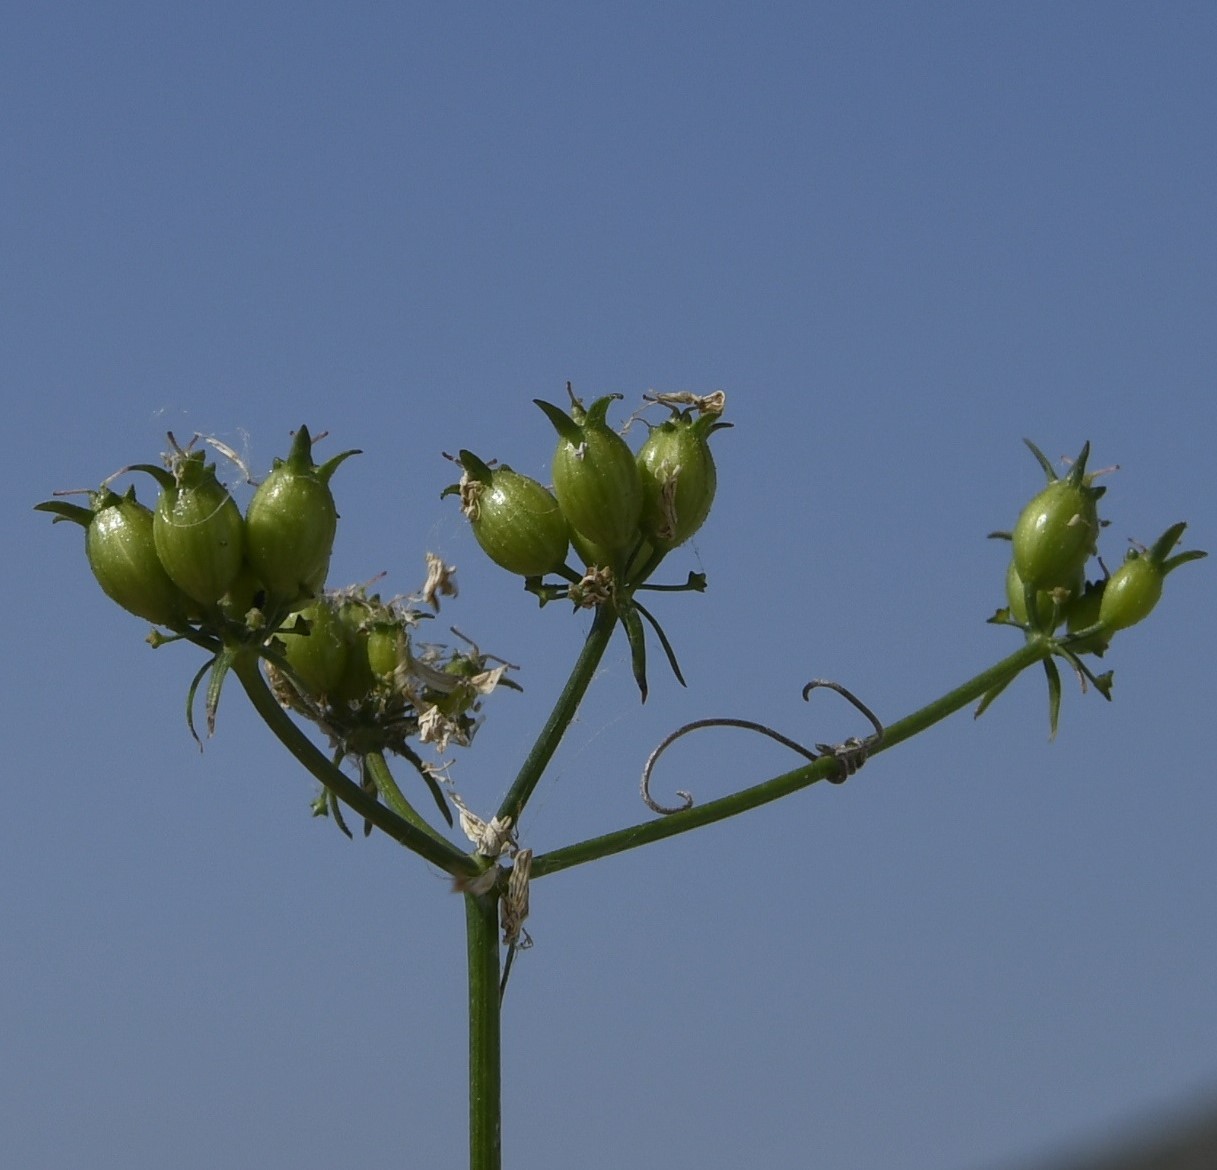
<box><xmin>38</xmin><ymin>427</ymin><xmax>355</xmax><ymax>630</ymax></box>
<box><xmin>36</xmin><ymin>429</ymin><xmax>501</xmax><ymax>755</ymax></box>
<box><xmin>999</xmin><ymin>440</ymin><xmax>1204</xmax><ymax>651</ymax></box>
<box><xmin>266</xmin><ymin>590</ymin><xmax>505</xmax><ymax>760</ymax></box>
<box><xmin>451</xmin><ymin>389</ymin><xmax>728</xmax><ymax>593</ymax></box>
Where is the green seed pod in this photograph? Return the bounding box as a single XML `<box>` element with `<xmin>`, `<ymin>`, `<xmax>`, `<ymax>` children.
<box><xmin>569</xmin><ymin>526</ymin><xmax>657</xmax><ymax>583</ymax></box>
<box><xmin>536</xmin><ymin>392</ymin><xmax>642</xmax><ymax>554</ymax></box>
<box><xmin>217</xmin><ymin>562</ymin><xmax>268</xmax><ymax>624</ymax></box>
<box><xmin>138</xmin><ymin>449</ymin><xmax>246</xmax><ymax>606</ymax></box>
<box><xmin>37</xmin><ymin>487</ymin><xmax>194</xmax><ymax>626</ymax></box>
<box><xmin>568</xmin><ymin>526</ymin><xmax>615</xmax><ymax>570</ymax></box>
<box><xmin>636</xmin><ymin>412</ymin><xmax>719</xmax><ymax>550</ymax></box>
<box><xmin>331</xmin><ymin>600</ymin><xmax>378</xmax><ymax>705</ymax></box>
<box><xmin>1097</xmin><ymin>523</ymin><xmax>1204</xmax><ymax>633</ymax></box>
<box><xmin>1063</xmin><ymin>579</ymin><xmax>1110</xmax><ymax>655</ymax></box>
<box><xmin>245</xmin><ymin>426</ymin><xmax>359</xmax><ymax>605</ymax></box>
<box><xmin>366</xmin><ymin>620</ymin><xmax>404</xmax><ymax>679</ymax></box>
<box><xmin>1011</xmin><ymin>441</ymin><xmax>1104</xmax><ymax>591</ymax></box>
<box><xmin>1100</xmin><ymin>555</ymin><xmax>1163</xmax><ymax>632</ymax></box>
<box><xmin>1095</xmin><ymin>521</ymin><xmax>1207</xmax><ymax>634</ymax></box>
<box><xmin>275</xmin><ymin>600</ymin><xmax>350</xmax><ymax>698</ymax></box>
<box><xmin>1004</xmin><ymin>559</ymin><xmax>1079</xmax><ymax>631</ymax></box>
<box><xmin>456</xmin><ymin>450</ymin><xmax>569</xmax><ymax>577</ymax></box>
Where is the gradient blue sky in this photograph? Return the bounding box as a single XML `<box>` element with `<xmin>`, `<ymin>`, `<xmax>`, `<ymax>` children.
<box><xmin>5</xmin><ymin>5</ymin><xmax>1216</xmax><ymax>1169</ymax></box>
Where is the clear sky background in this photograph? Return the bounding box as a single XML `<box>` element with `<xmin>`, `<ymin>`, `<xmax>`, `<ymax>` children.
<box><xmin>4</xmin><ymin>5</ymin><xmax>1215</xmax><ymax>1169</ymax></box>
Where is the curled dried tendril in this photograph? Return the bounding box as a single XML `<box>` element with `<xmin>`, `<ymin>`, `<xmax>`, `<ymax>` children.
<box><xmin>640</xmin><ymin>678</ymin><xmax>885</xmax><ymax>815</ymax></box>
<box><xmin>800</xmin><ymin>679</ymin><xmax>884</xmax><ymax>780</ymax></box>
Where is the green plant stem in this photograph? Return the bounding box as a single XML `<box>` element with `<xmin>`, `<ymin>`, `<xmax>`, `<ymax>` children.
<box><xmin>530</xmin><ymin>636</ymin><xmax>1053</xmax><ymax>879</ymax></box>
<box><xmin>495</xmin><ymin>602</ymin><xmax>618</xmax><ymax>825</ymax></box>
<box><xmin>233</xmin><ymin>653</ymin><xmax>479</xmax><ymax>879</ymax></box>
<box><xmin>362</xmin><ymin>750</ymin><xmax>453</xmax><ymax>849</ymax></box>
<box><xmin>466</xmin><ymin>890</ymin><xmax>502</xmax><ymax>1170</ymax></box>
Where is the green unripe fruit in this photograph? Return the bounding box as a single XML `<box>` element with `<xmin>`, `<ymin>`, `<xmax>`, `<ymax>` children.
<box><xmin>636</xmin><ymin>414</ymin><xmax>718</xmax><ymax>550</ymax></box>
<box><xmin>1011</xmin><ymin>441</ymin><xmax>1104</xmax><ymax>591</ymax></box>
<box><xmin>276</xmin><ymin>600</ymin><xmax>349</xmax><ymax>698</ymax></box>
<box><xmin>38</xmin><ymin>487</ymin><xmax>196</xmax><ymax>625</ymax></box>
<box><xmin>245</xmin><ymin>426</ymin><xmax>359</xmax><ymax>605</ymax></box>
<box><xmin>569</xmin><ymin>526</ymin><xmax>657</xmax><ymax>582</ymax></box>
<box><xmin>457</xmin><ymin>451</ymin><xmax>569</xmax><ymax>577</ymax></box>
<box><xmin>1004</xmin><ymin>559</ymin><xmax>1079</xmax><ymax>631</ymax></box>
<box><xmin>444</xmin><ymin>653</ymin><xmax>480</xmax><ymax>679</ymax></box>
<box><xmin>1093</xmin><ymin>522</ymin><xmax>1207</xmax><ymax>632</ymax></box>
<box><xmin>1012</xmin><ymin>481</ymin><xmax>1099</xmax><ymax>590</ymax></box>
<box><xmin>1089</xmin><ymin>522</ymin><xmax>1205</xmax><ymax>635</ymax></box>
<box><xmin>568</xmin><ymin>526</ymin><xmax>615</xmax><ymax>570</ymax></box>
<box><xmin>537</xmin><ymin>394</ymin><xmax>642</xmax><ymax>554</ymax></box>
<box><xmin>366</xmin><ymin>621</ymin><xmax>404</xmax><ymax>679</ymax></box>
<box><xmin>148</xmin><ymin>451</ymin><xmax>246</xmax><ymax>606</ymax></box>
<box><xmin>332</xmin><ymin>601</ymin><xmax>378</xmax><ymax>705</ymax></box>
<box><xmin>1099</xmin><ymin>554</ymin><xmax>1163</xmax><ymax>632</ymax></box>
<box><xmin>1063</xmin><ymin>579</ymin><xmax>1110</xmax><ymax>654</ymax></box>
<box><xmin>89</xmin><ymin>490</ymin><xmax>195</xmax><ymax>625</ymax></box>
<box><xmin>218</xmin><ymin>562</ymin><xmax>268</xmax><ymax>624</ymax></box>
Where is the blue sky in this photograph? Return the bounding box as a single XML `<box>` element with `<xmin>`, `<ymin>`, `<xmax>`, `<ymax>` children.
<box><xmin>4</xmin><ymin>4</ymin><xmax>1216</xmax><ymax>1169</ymax></box>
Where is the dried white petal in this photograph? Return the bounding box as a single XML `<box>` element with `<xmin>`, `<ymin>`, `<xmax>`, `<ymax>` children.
<box><xmin>501</xmin><ymin>849</ymin><xmax>533</xmax><ymax>948</ymax></box>
<box><xmin>422</xmin><ymin>552</ymin><xmax>458</xmax><ymax>611</ymax></box>
<box><xmin>451</xmin><ymin>793</ymin><xmax>516</xmax><ymax>857</ymax></box>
